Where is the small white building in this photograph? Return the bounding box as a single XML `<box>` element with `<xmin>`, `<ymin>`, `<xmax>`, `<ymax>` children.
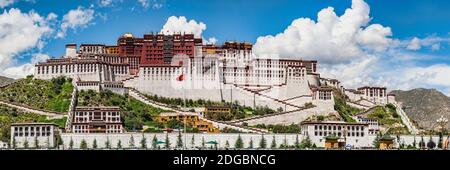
<box><xmin>354</xmin><ymin>116</ymin><xmax>380</xmax><ymax>135</ymax></box>
<box><xmin>357</xmin><ymin>86</ymin><xmax>388</xmax><ymax>105</ymax></box>
<box><xmin>10</xmin><ymin>123</ymin><xmax>59</xmax><ymax>148</ymax></box>
<box><xmin>300</xmin><ymin>121</ymin><xmax>374</xmax><ymax>148</ymax></box>
<box><xmin>71</xmin><ymin>106</ymin><xmax>124</xmax><ymax>133</ymax></box>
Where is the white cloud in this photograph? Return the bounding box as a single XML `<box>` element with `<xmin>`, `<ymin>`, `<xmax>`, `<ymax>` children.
<box><xmin>99</xmin><ymin>0</ymin><xmax>113</xmax><ymax>7</ymax></box>
<box><xmin>204</xmin><ymin>37</ymin><xmax>218</xmax><ymax>45</ymax></box>
<box><xmin>0</xmin><ymin>8</ymin><xmax>53</xmax><ymax>78</ymax></box>
<box><xmin>431</xmin><ymin>43</ymin><xmax>440</xmax><ymax>51</ymax></box>
<box><xmin>407</xmin><ymin>37</ymin><xmax>421</xmax><ymax>50</ymax></box>
<box><xmin>320</xmin><ymin>48</ymin><xmax>450</xmax><ymax>93</ymax></box>
<box><xmin>31</xmin><ymin>53</ymin><xmax>50</xmax><ymax>63</ymax></box>
<box><xmin>57</xmin><ymin>6</ymin><xmax>95</xmax><ymax>38</ymax></box>
<box><xmin>406</xmin><ymin>36</ymin><xmax>449</xmax><ymax>51</ymax></box>
<box><xmin>253</xmin><ymin>0</ymin><xmax>393</xmax><ymax>64</ymax></box>
<box><xmin>252</xmin><ymin>0</ymin><xmax>450</xmax><ymax>94</ymax></box>
<box><xmin>138</xmin><ymin>0</ymin><xmax>150</xmax><ymax>8</ymax></box>
<box><xmin>2</xmin><ymin>51</ymin><xmax>49</xmax><ymax>78</ymax></box>
<box><xmin>0</xmin><ymin>0</ymin><xmax>15</xmax><ymax>8</ymax></box>
<box><xmin>161</xmin><ymin>16</ymin><xmax>206</xmax><ymax>38</ymax></box>
<box><xmin>138</xmin><ymin>0</ymin><xmax>164</xmax><ymax>9</ymax></box>
<box><xmin>152</xmin><ymin>3</ymin><xmax>163</xmax><ymax>9</ymax></box>
<box><xmin>46</xmin><ymin>12</ymin><xmax>57</xmax><ymax>21</ymax></box>
<box><xmin>2</xmin><ymin>63</ymin><xmax>34</xmax><ymax>78</ymax></box>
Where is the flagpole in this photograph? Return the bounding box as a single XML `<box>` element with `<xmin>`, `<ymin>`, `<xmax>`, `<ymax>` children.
<box><xmin>183</xmin><ymin>60</ymin><xmax>187</xmax><ymax>150</ymax></box>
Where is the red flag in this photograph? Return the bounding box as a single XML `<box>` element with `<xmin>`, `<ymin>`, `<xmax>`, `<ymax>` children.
<box><xmin>177</xmin><ymin>74</ymin><xmax>184</xmax><ymax>81</ymax></box>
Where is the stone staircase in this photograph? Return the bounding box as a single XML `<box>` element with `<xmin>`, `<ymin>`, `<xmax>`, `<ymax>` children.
<box><xmin>393</xmin><ymin>102</ymin><xmax>419</xmax><ymax>134</ymax></box>
<box><xmin>65</xmin><ymin>87</ymin><xmax>78</xmax><ymax>132</ymax></box>
<box><xmin>234</xmin><ymin>85</ymin><xmax>303</xmax><ymax>110</ymax></box>
<box><xmin>0</xmin><ymin>99</ymin><xmax>65</xmax><ymax>118</ymax></box>
<box><xmin>127</xmin><ymin>88</ymin><xmax>265</xmax><ymax>133</ymax></box>
<box><xmin>227</xmin><ymin>107</ymin><xmax>309</xmax><ymax>124</ymax></box>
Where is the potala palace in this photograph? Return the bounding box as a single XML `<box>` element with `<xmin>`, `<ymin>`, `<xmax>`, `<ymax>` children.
<box><xmin>34</xmin><ymin>33</ymin><xmax>394</xmax><ymax>119</ymax></box>
<box><xmin>4</xmin><ymin>32</ymin><xmax>427</xmax><ymax>149</ymax></box>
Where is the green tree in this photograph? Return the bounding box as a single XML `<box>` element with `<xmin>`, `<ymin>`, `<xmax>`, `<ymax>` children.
<box><xmin>23</xmin><ymin>138</ymin><xmax>29</xmax><ymax>149</ymax></box>
<box><xmin>129</xmin><ymin>135</ymin><xmax>135</xmax><ymax>149</ymax></box>
<box><xmin>80</xmin><ymin>139</ymin><xmax>87</xmax><ymax>150</ymax></box>
<box><xmin>372</xmin><ymin>132</ymin><xmax>381</xmax><ymax>148</ymax></box>
<box><xmin>105</xmin><ymin>137</ymin><xmax>111</xmax><ymax>149</ymax></box>
<box><xmin>92</xmin><ymin>139</ymin><xmax>98</xmax><ymax>149</ymax></box>
<box><xmin>34</xmin><ymin>136</ymin><xmax>39</xmax><ymax>149</ymax></box>
<box><xmin>176</xmin><ymin>131</ymin><xmax>183</xmax><ymax>149</ymax></box>
<box><xmin>69</xmin><ymin>137</ymin><xmax>74</xmax><ymax>149</ymax></box>
<box><xmin>46</xmin><ymin>136</ymin><xmax>50</xmax><ymax>149</ymax></box>
<box><xmin>294</xmin><ymin>134</ymin><xmax>300</xmax><ymax>149</ymax></box>
<box><xmin>300</xmin><ymin>134</ymin><xmax>312</xmax><ymax>149</ymax></box>
<box><xmin>117</xmin><ymin>140</ymin><xmax>122</xmax><ymax>149</ymax></box>
<box><xmin>427</xmin><ymin>136</ymin><xmax>436</xmax><ymax>149</ymax></box>
<box><xmin>201</xmin><ymin>136</ymin><xmax>205</xmax><ymax>149</ymax></box>
<box><xmin>55</xmin><ymin>133</ymin><xmax>63</xmax><ymax>149</ymax></box>
<box><xmin>259</xmin><ymin>134</ymin><xmax>267</xmax><ymax>149</ymax></box>
<box><xmin>419</xmin><ymin>136</ymin><xmax>426</xmax><ymax>149</ymax></box>
<box><xmin>248</xmin><ymin>138</ymin><xmax>254</xmax><ymax>149</ymax></box>
<box><xmin>12</xmin><ymin>136</ymin><xmax>16</xmax><ymax>149</ymax></box>
<box><xmin>234</xmin><ymin>134</ymin><xmax>243</xmax><ymax>149</ymax></box>
<box><xmin>270</xmin><ymin>136</ymin><xmax>277</xmax><ymax>149</ymax></box>
<box><xmin>190</xmin><ymin>135</ymin><xmax>195</xmax><ymax>149</ymax></box>
<box><xmin>225</xmin><ymin>140</ymin><xmax>230</xmax><ymax>149</ymax></box>
<box><xmin>280</xmin><ymin>135</ymin><xmax>288</xmax><ymax>149</ymax></box>
<box><xmin>438</xmin><ymin>133</ymin><xmax>443</xmax><ymax>149</ymax></box>
<box><xmin>152</xmin><ymin>135</ymin><xmax>158</xmax><ymax>149</ymax></box>
<box><xmin>165</xmin><ymin>133</ymin><xmax>171</xmax><ymax>149</ymax></box>
<box><xmin>140</xmin><ymin>134</ymin><xmax>147</xmax><ymax>149</ymax></box>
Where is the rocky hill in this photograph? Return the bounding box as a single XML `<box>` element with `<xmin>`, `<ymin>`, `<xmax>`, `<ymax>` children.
<box><xmin>0</xmin><ymin>76</ymin><xmax>14</xmax><ymax>87</ymax></box>
<box><xmin>391</xmin><ymin>88</ymin><xmax>450</xmax><ymax>130</ymax></box>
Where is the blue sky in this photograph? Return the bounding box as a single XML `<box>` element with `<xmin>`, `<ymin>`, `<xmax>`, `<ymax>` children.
<box><xmin>8</xmin><ymin>0</ymin><xmax>450</xmax><ymax>56</ymax></box>
<box><xmin>1</xmin><ymin>0</ymin><xmax>450</xmax><ymax>95</ymax></box>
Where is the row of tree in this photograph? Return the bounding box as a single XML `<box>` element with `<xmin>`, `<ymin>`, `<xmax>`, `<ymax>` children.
<box><xmin>15</xmin><ymin>133</ymin><xmax>317</xmax><ymax>150</ymax></box>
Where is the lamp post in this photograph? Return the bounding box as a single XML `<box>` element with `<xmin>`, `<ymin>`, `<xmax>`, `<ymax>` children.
<box><xmin>436</xmin><ymin>116</ymin><xmax>448</xmax><ymax>134</ymax></box>
<box><xmin>436</xmin><ymin>116</ymin><xmax>448</xmax><ymax>149</ymax></box>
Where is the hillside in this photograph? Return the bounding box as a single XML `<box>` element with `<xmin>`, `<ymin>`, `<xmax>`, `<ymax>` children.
<box><xmin>0</xmin><ymin>76</ymin><xmax>73</xmax><ymax>112</ymax></box>
<box><xmin>0</xmin><ymin>104</ymin><xmax>66</xmax><ymax>142</ymax></box>
<box><xmin>362</xmin><ymin>105</ymin><xmax>409</xmax><ymax>134</ymax></box>
<box><xmin>0</xmin><ymin>76</ymin><xmax>14</xmax><ymax>87</ymax></box>
<box><xmin>333</xmin><ymin>88</ymin><xmax>364</xmax><ymax>122</ymax></box>
<box><xmin>77</xmin><ymin>89</ymin><xmax>167</xmax><ymax>131</ymax></box>
<box><xmin>392</xmin><ymin>88</ymin><xmax>450</xmax><ymax>130</ymax></box>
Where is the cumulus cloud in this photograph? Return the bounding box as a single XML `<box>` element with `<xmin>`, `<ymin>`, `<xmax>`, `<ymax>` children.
<box><xmin>31</xmin><ymin>53</ymin><xmax>50</xmax><ymax>63</ymax></box>
<box><xmin>161</xmin><ymin>16</ymin><xmax>206</xmax><ymax>38</ymax></box>
<box><xmin>57</xmin><ymin>6</ymin><xmax>95</xmax><ymax>38</ymax></box>
<box><xmin>252</xmin><ymin>0</ymin><xmax>450</xmax><ymax>93</ymax></box>
<box><xmin>320</xmin><ymin>47</ymin><xmax>450</xmax><ymax>93</ymax></box>
<box><xmin>253</xmin><ymin>0</ymin><xmax>393</xmax><ymax>64</ymax></box>
<box><xmin>407</xmin><ymin>37</ymin><xmax>421</xmax><ymax>50</ymax></box>
<box><xmin>99</xmin><ymin>0</ymin><xmax>113</xmax><ymax>7</ymax></box>
<box><xmin>0</xmin><ymin>8</ymin><xmax>53</xmax><ymax>78</ymax></box>
<box><xmin>138</xmin><ymin>0</ymin><xmax>149</xmax><ymax>8</ymax></box>
<box><xmin>406</xmin><ymin>36</ymin><xmax>449</xmax><ymax>51</ymax></box>
<box><xmin>204</xmin><ymin>37</ymin><xmax>218</xmax><ymax>45</ymax></box>
<box><xmin>0</xmin><ymin>0</ymin><xmax>15</xmax><ymax>8</ymax></box>
<box><xmin>431</xmin><ymin>43</ymin><xmax>441</xmax><ymax>51</ymax></box>
<box><xmin>138</xmin><ymin>0</ymin><xmax>164</xmax><ymax>9</ymax></box>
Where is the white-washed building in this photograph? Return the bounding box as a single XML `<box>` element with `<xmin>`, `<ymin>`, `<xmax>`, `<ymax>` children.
<box><xmin>10</xmin><ymin>123</ymin><xmax>59</xmax><ymax>148</ymax></box>
<box><xmin>300</xmin><ymin>121</ymin><xmax>374</xmax><ymax>148</ymax></box>
<box><xmin>71</xmin><ymin>106</ymin><xmax>124</xmax><ymax>133</ymax></box>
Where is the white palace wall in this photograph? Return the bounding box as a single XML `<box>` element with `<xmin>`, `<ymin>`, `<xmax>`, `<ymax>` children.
<box><xmin>58</xmin><ymin>133</ymin><xmax>442</xmax><ymax>149</ymax></box>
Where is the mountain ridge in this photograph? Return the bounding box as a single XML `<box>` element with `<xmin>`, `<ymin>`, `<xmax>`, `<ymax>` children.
<box><xmin>391</xmin><ymin>88</ymin><xmax>450</xmax><ymax>130</ymax></box>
